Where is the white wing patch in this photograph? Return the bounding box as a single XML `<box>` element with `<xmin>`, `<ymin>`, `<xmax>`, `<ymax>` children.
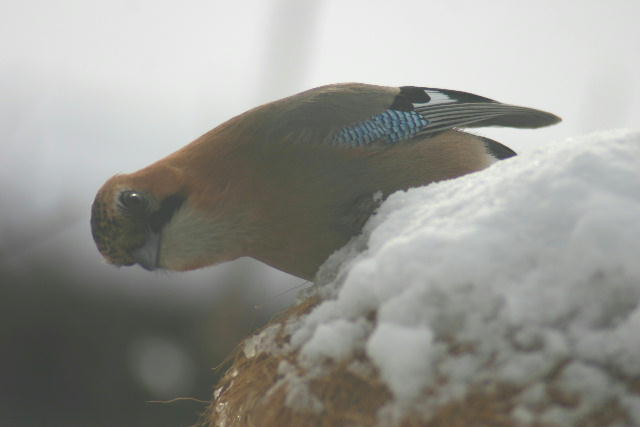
<box><xmin>411</xmin><ymin>89</ymin><xmax>455</xmax><ymax>108</ymax></box>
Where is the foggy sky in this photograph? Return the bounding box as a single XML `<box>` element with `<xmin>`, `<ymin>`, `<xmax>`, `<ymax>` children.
<box><xmin>2</xmin><ymin>0</ymin><xmax>638</xmax><ymax>300</ymax></box>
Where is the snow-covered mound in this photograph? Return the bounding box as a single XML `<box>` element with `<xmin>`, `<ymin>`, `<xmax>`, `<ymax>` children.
<box><xmin>208</xmin><ymin>130</ymin><xmax>640</xmax><ymax>427</ymax></box>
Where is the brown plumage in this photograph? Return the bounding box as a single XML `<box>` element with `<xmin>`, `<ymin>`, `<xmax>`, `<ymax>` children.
<box><xmin>91</xmin><ymin>83</ymin><xmax>560</xmax><ymax>279</ymax></box>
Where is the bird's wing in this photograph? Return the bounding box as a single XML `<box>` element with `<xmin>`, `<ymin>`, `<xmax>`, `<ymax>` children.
<box><xmin>266</xmin><ymin>84</ymin><xmax>561</xmax><ymax>148</ymax></box>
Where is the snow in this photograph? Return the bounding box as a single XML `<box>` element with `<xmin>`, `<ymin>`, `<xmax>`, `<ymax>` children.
<box><xmin>281</xmin><ymin>130</ymin><xmax>640</xmax><ymax>425</ymax></box>
<box><xmin>300</xmin><ymin>318</ymin><xmax>370</xmax><ymax>362</ymax></box>
<box><xmin>366</xmin><ymin>323</ymin><xmax>435</xmax><ymax>403</ymax></box>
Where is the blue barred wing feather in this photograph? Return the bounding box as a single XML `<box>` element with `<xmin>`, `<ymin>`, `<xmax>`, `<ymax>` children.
<box><xmin>329</xmin><ymin>86</ymin><xmax>560</xmax><ymax>148</ymax></box>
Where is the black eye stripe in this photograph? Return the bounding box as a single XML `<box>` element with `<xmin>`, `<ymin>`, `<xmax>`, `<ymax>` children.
<box><xmin>148</xmin><ymin>194</ymin><xmax>185</xmax><ymax>232</ymax></box>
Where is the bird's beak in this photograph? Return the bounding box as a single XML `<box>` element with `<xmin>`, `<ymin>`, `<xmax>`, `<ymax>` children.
<box><xmin>133</xmin><ymin>231</ymin><xmax>161</xmax><ymax>271</ymax></box>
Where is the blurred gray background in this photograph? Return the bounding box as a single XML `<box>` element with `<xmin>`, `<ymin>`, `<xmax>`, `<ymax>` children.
<box><xmin>1</xmin><ymin>0</ymin><xmax>638</xmax><ymax>426</ymax></box>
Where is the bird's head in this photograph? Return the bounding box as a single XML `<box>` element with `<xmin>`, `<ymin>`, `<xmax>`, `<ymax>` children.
<box><xmin>90</xmin><ymin>168</ymin><xmax>187</xmax><ymax>271</ymax></box>
<box><xmin>90</xmin><ymin>160</ymin><xmax>251</xmax><ymax>272</ymax></box>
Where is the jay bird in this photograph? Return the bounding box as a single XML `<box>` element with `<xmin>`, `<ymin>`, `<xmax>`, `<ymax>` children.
<box><xmin>91</xmin><ymin>83</ymin><xmax>560</xmax><ymax>279</ymax></box>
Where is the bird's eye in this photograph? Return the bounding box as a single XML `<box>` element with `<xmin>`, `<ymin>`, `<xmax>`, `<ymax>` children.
<box><xmin>119</xmin><ymin>191</ymin><xmax>148</xmax><ymax>212</ymax></box>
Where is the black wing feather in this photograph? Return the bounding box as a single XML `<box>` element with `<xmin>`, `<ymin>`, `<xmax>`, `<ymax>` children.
<box><xmin>403</xmin><ymin>87</ymin><xmax>561</xmax><ymax>136</ymax></box>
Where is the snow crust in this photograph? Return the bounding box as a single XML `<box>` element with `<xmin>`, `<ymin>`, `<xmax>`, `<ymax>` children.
<box><xmin>267</xmin><ymin>130</ymin><xmax>640</xmax><ymax>425</ymax></box>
